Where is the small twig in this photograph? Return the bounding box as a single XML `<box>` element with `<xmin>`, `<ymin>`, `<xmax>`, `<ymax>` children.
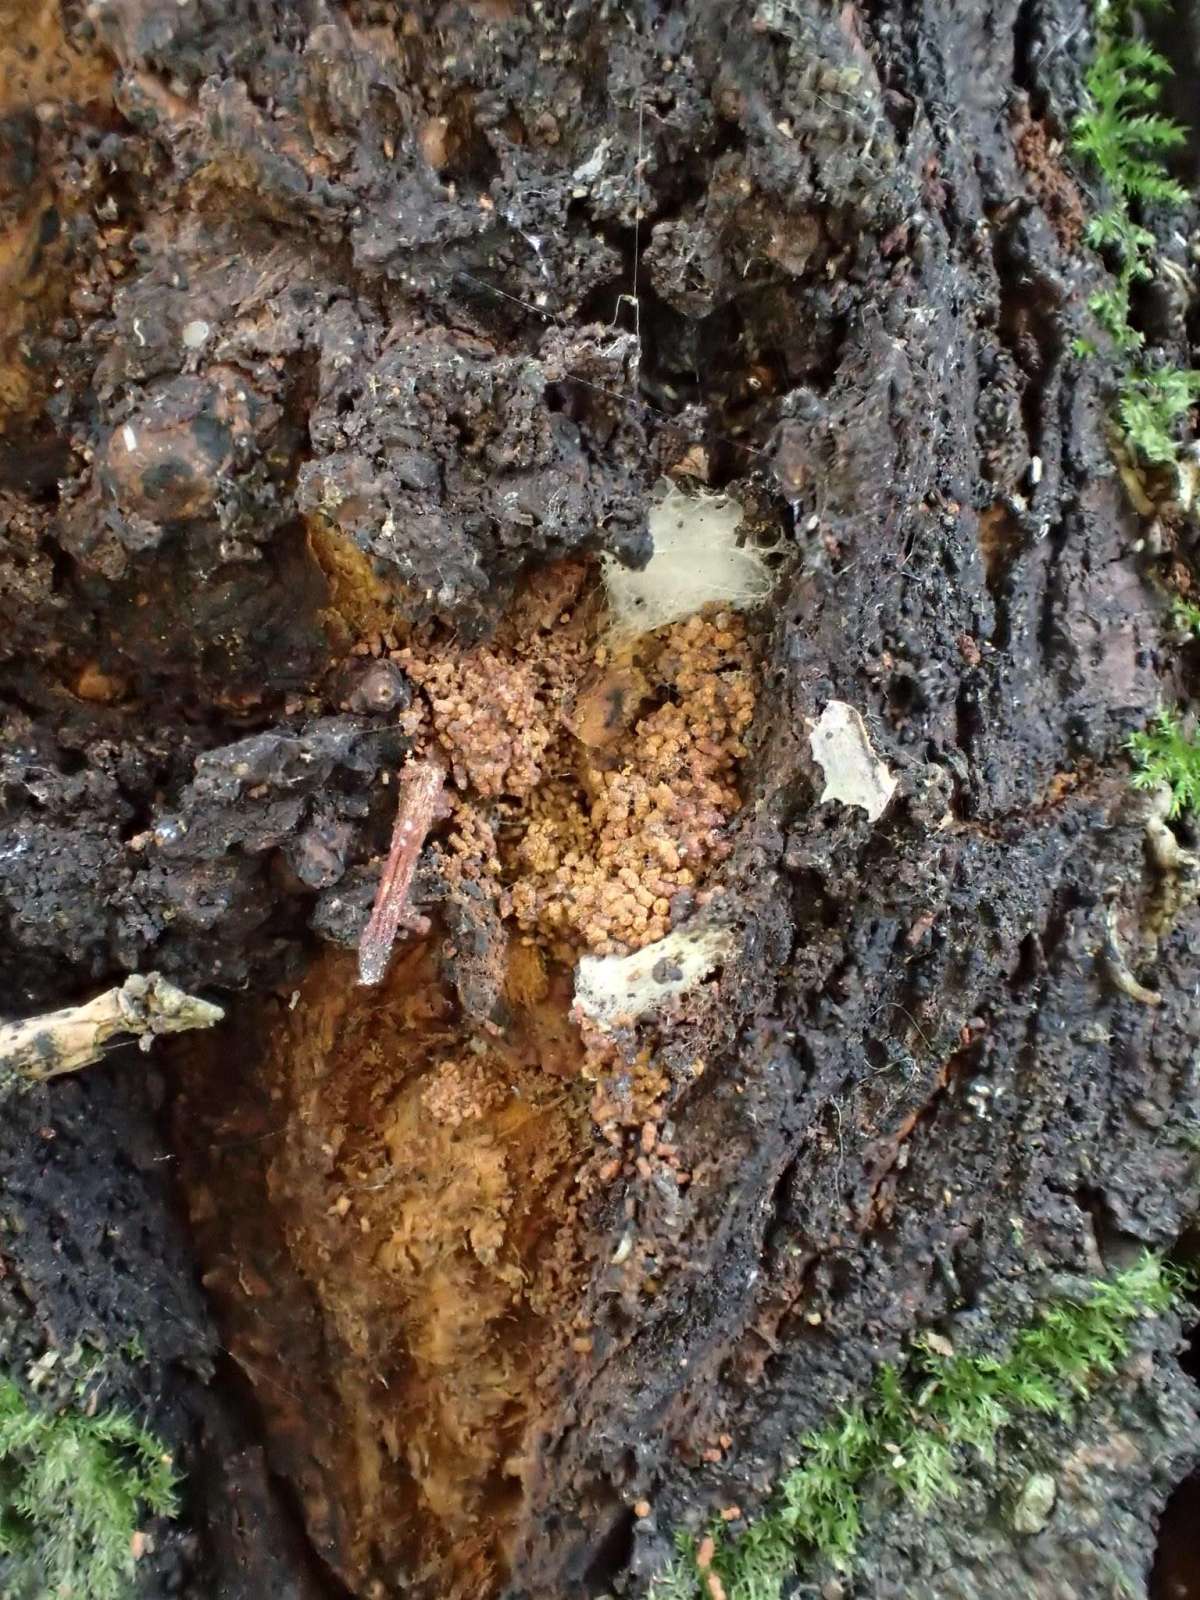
<box><xmin>629</xmin><ymin>76</ymin><xmax>645</xmax><ymax>372</ymax></box>
<box><xmin>357</xmin><ymin>759</ymin><xmax>445</xmax><ymax>986</ymax></box>
<box><xmin>0</xmin><ymin>974</ymin><xmax>224</xmax><ymax>1093</ymax></box>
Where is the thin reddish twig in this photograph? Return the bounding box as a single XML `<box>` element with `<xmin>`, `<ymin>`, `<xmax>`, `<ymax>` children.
<box><xmin>357</xmin><ymin>759</ymin><xmax>445</xmax><ymax>986</ymax></box>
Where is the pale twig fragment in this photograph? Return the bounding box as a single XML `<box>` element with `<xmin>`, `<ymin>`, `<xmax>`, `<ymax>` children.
<box><xmin>357</xmin><ymin>759</ymin><xmax>444</xmax><ymax>986</ymax></box>
<box><xmin>0</xmin><ymin>974</ymin><xmax>224</xmax><ymax>1087</ymax></box>
<box><xmin>574</xmin><ymin>924</ymin><xmax>736</xmax><ymax>1029</ymax></box>
<box><xmin>809</xmin><ymin>701</ymin><xmax>897</xmax><ymax>823</ymax></box>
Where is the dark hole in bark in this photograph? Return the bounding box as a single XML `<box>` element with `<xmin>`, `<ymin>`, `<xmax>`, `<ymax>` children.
<box><xmin>887</xmin><ymin>670</ymin><xmax>922</xmax><ymax>719</ymax></box>
<box><xmin>197</xmin><ymin>1355</ymin><xmax>354</xmax><ymax>1600</ymax></box>
<box><xmin>1152</xmin><ymin>1467</ymin><xmax>1200</xmax><ymax>1600</ymax></box>
<box><xmin>581</xmin><ymin>1504</ymin><xmax>636</xmax><ymax>1593</ymax></box>
<box><xmin>1145</xmin><ymin>3</ymin><xmax>1200</xmax><ymax>182</ymax></box>
<box><xmin>0</xmin><ymin>433</ymin><xmax>69</xmax><ymax>500</ymax></box>
<box><xmin>1169</xmin><ymin>1230</ymin><xmax>1200</xmax><ymax>1385</ymax></box>
<box><xmin>1008</xmin><ymin>930</ymin><xmax>1042</xmax><ymax>993</ymax></box>
<box><xmin>1156</xmin><ymin>1236</ymin><xmax>1200</xmax><ymax>1600</ymax></box>
<box><xmin>1011</xmin><ymin>0</ymin><xmax>1039</xmax><ymax>103</ymax></box>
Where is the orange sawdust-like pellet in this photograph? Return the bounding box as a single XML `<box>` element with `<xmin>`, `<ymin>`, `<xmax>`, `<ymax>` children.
<box><xmin>368</xmin><ymin>586</ymin><xmax>756</xmax><ymax>964</ymax></box>
<box><xmin>508</xmin><ymin>612</ymin><xmax>755</xmax><ymax>957</ymax></box>
<box><xmin>421</xmin><ymin>1057</ymin><xmax>505</xmax><ymax>1127</ymax></box>
<box><xmin>398</xmin><ymin>647</ymin><xmax>552</xmax><ymax>797</ymax></box>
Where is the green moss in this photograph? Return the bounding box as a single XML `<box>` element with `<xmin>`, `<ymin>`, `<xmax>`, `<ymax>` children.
<box><xmin>1128</xmin><ymin>709</ymin><xmax>1200</xmax><ymax>815</ymax></box>
<box><xmin>0</xmin><ymin>1379</ymin><xmax>179</xmax><ymax>1600</ymax></box>
<box><xmin>1169</xmin><ymin>595</ymin><xmax>1200</xmax><ymax>637</ymax></box>
<box><xmin>1072</xmin><ymin>1</ymin><xmax>1200</xmax><ymax>471</ymax></box>
<box><xmin>1119</xmin><ymin>369</ymin><xmax>1200</xmax><ymax>467</ymax></box>
<box><xmin>652</xmin><ymin>1255</ymin><xmax>1179</xmax><ymax>1600</ymax></box>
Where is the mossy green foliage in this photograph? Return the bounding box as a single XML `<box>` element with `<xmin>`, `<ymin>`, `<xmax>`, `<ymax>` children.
<box><xmin>1129</xmin><ymin>709</ymin><xmax>1200</xmax><ymax>815</ymax></box>
<box><xmin>0</xmin><ymin>1378</ymin><xmax>179</xmax><ymax>1600</ymax></box>
<box><xmin>1072</xmin><ymin>1</ymin><xmax>1200</xmax><ymax>468</ymax></box>
<box><xmin>653</xmin><ymin>1256</ymin><xmax>1179</xmax><ymax>1600</ymax></box>
<box><xmin>1169</xmin><ymin>595</ymin><xmax>1200</xmax><ymax>637</ymax></box>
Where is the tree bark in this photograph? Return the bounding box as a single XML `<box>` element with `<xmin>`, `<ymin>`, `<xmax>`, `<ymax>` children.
<box><xmin>1</xmin><ymin>1</ymin><xmax>1198</xmax><ymax>1598</ymax></box>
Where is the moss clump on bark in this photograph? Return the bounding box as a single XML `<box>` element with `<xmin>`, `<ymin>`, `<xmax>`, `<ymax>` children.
<box><xmin>1129</xmin><ymin>710</ymin><xmax>1200</xmax><ymax>815</ymax></box>
<box><xmin>1072</xmin><ymin>0</ymin><xmax>1200</xmax><ymax>468</ymax></box>
<box><xmin>655</xmin><ymin>1255</ymin><xmax>1181</xmax><ymax>1600</ymax></box>
<box><xmin>0</xmin><ymin>1379</ymin><xmax>179</xmax><ymax>1600</ymax></box>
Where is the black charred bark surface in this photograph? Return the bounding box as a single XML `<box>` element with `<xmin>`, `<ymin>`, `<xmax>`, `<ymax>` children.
<box><xmin>1</xmin><ymin>1</ymin><xmax>1199</xmax><ymax>1597</ymax></box>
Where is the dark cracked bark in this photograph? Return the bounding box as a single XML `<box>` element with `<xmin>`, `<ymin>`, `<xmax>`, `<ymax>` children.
<box><xmin>1</xmin><ymin>1</ymin><xmax>1199</xmax><ymax>1598</ymax></box>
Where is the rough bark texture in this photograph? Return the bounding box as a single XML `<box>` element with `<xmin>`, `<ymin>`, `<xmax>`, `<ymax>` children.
<box><xmin>2</xmin><ymin>1</ymin><xmax>1199</xmax><ymax>1598</ymax></box>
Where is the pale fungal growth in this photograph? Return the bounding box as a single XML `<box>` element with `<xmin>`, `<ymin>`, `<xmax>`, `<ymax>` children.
<box><xmin>181</xmin><ymin>319</ymin><xmax>211</xmax><ymax>349</ymax></box>
<box><xmin>573</xmin><ymin>922</ymin><xmax>736</xmax><ymax>1029</ymax></box>
<box><xmin>601</xmin><ymin>479</ymin><xmax>776</xmax><ymax>637</ymax></box>
<box><xmin>809</xmin><ymin>700</ymin><xmax>897</xmax><ymax>823</ymax></box>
